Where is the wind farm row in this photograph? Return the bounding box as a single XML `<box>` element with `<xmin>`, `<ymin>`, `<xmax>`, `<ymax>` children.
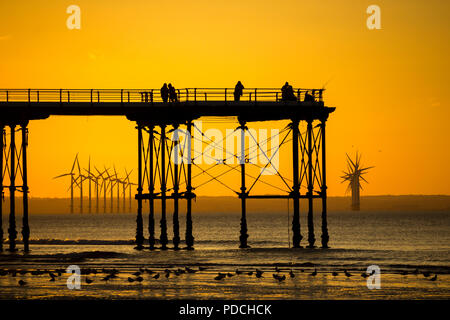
<box><xmin>53</xmin><ymin>155</ymin><xmax>136</xmax><ymax>213</ymax></box>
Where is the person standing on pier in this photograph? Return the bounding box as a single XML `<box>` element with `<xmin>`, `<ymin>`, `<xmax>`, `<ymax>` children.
<box><xmin>168</xmin><ymin>83</ymin><xmax>178</xmax><ymax>102</ymax></box>
<box><xmin>161</xmin><ymin>83</ymin><xmax>169</xmax><ymax>103</ymax></box>
<box><xmin>234</xmin><ymin>81</ymin><xmax>244</xmax><ymax>101</ymax></box>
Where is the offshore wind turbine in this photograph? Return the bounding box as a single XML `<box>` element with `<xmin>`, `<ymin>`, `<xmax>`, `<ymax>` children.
<box><xmin>74</xmin><ymin>156</ymin><xmax>85</xmax><ymax>213</ymax></box>
<box><xmin>113</xmin><ymin>166</ymin><xmax>121</xmax><ymax>212</ymax></box>
<box><xmin>83</xmin><ymin>156</ymin><xmax>94</xmax><ymax>213</ymax></box>
<box><xmin>341</xmin><ymin>152</ymin><xmax>374</xmax><ymax>211</ymax></box>
<box><xmin>96</xmin><ymin>166</ymin><xmax>109</xmax><ymax>213</ymax></box>
<box><xmin>85</xmin><ymin>162</ymin><xmax>104</xmax><ymax>213</ymax></box>
<box><xmin>104</xmin><ymin>167</ymin><xmax>115</xmax><ymax>213</ymax></box>
<box><xmin>53</xmin><ymin>154</ymin><xmax>79</xmax><ymax>213</ymax></box>
<box><xmin>123</xmin><ymin>169</ymin><xmax>133</xmax><ymax>212</ymax></box>
<box><xmin>93</xmin><ymin>167</ymin><xmax>107</xmax><ymax>213</ymax></box>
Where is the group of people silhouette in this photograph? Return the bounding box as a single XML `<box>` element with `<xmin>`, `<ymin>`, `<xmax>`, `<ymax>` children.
<box><xmin>159</xmin><ymin>81</ymin><xmax>315</xmax><ymax>103</ymax></box>
<box><xmin>160</xmin><ymin>83</ymin><xmax>178</xmax><ymax>103</ymax></box>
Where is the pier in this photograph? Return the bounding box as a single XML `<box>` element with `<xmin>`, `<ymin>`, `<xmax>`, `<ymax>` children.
<box><xmin>0</xmin><ymin>88</ymin><xmax>335</xmax><ymax>251</ymax></box>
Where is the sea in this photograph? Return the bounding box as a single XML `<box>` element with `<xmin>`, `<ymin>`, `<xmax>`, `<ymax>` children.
<box><xmin>0</xmin><ymin>211</ymin><xmax>449</xmax><ymax>299</ymax></box>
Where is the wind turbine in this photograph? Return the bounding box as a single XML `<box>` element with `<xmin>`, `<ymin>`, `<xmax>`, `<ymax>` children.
<box><xmin>113</xmin><ymin>166</ymin><xmax>121</xmax><ymax>212</ymax></box>
<box><xmin>83</xmin><ymin>156</ymin><xmax>94</xmax><ymax>213</ymax></box>
<box><xmin>341</xmin><ymin>152</ymin><xmax>374</xmax><ymax>211</ymax></box>
<box><xmin>95</xmin><ymin>166</ymin><xmax>109</xmax><ymax>213</ymax></box>
<box><xmin>104</xmin><ymin>167</ymin><xmax>115</xmax><ymax>213</ymax></box>
<box><xmin>85</xmin><ymin>162</ymin><xmax>103</xmax><ymax>213</ymax></box>
<box><xmin>123</xmin><ymin>169</ymin><xmax>133</xmax><ymax>212</ymax></box>
<box><xmin>53</xmin><ymin>154</ymin><xmax>79</xmax><ymax>213</ymax></box>
<box><xmin>74</xmin><ymin>156</ymin><xmax>86</xmax><ymax>213</ymax></box>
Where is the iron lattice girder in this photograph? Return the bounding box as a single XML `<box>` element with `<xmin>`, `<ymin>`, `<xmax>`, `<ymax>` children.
<box><xmin>1</xmin><ymin>125</ymin><xmax>28</xmax><ymax>193</ymax></box>
<box><xmin>0</xmin><ymin>123</ymin><xmax>30</xmax><ymax>252</ymax></box>
<box><xmin>297</xmin><ymin>120</ymin><xmax>323</xmax><ymax>195</ymax></box>
<box><xmin>0</xmin><ymin>121</ymin><xmax>28</xmax><ymax>188</ymax></box>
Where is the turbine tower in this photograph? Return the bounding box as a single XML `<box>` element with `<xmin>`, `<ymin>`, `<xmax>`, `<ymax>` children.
<box><xmin>341</xmin><ymin>152</ymin><xmax>374</xmax><ymax>211</ymax></box>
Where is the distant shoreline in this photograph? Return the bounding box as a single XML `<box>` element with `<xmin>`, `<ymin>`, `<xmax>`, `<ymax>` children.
<box><xmin>2</xmin><ymin>195</ymin><xmax>449</xmax><ymax>214</ymax></box>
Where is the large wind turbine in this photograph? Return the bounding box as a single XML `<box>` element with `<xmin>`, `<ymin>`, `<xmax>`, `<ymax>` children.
<box><xmin>123</xmin><ymin>169</ymin><xmax>133</xmax><ymax>212</ymax></box>
<box><xmin>341</xmin><ymin>152</ymin><xmax>374</xmax><ymax>211</ymax></box>
<box><xmin>53</xmin><ymin>154</ymin><xmax>79</xmax><ymax>213</ymax></box>
<box><xmin>74</xmin><ymin>156</ymin><xmax>86</xmax><ymax>213</ymax></box>
<box><xmin>95</xmin><ymin>166</ymin><xmax>109</xmax><ymax>213</ymax></box>
<box><xmin>113</xmin><ymin>166</ymin><xmax>121</xmax><ymax>212</ymax></box>
<box><xmin>104</xmin><ymin>167</ymin><xmax>115</xmax><ymax>213</ymax></box>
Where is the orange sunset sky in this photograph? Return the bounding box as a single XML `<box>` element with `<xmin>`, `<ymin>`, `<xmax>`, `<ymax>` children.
<box><xmin>0</xmin><ymin>0</ymin><xmax>449</xmax><ymax>198</ymax></box>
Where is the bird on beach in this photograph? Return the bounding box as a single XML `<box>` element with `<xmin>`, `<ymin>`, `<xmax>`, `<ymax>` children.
<box><xmin>85</xmin><ymin>277</ymin><xmax>93</xmax><ymax>284</ymax></box>
<box><xmin>101</xmin><ymin>275</ymin><xmax>111</xmax><ymax>281</ymax></box>
<box><xmin>185</xmin><ymin>267</ymin><xmax>197</xmax><ymax>274</ymax></box>
<box><xmin>247</xmin><ymin>271</ymin><xmax>253</xmax><ymax>276</ymax></box>
<box><xmin>310</xmin><ymin>269</ymin><xmax>317</xmax><ymax>276</ymax></box>
<box><xmin>332</xmin><ymin>271</ymin><xmax>338</xmax><ymax>277</ymax></box>
<box><xmin>127</xmin><ymin>277</ymin><xmax>135</xmax><ymax>283</ymax></box>
<box><xmin>344</xmin><ymin>270</ymin><xmax>352</xmax><ymax>278</ymax></box>
<box><xmin>153</xmin><ymin>273</ymin><xmax>160</xmax><ymax>279</ymax></box>
<box><xmin>423</xmin><ymin>271</ymin><xmax>431</xmax><ymax>278</ymax></box>
<box><xmin>214</xmin><ymin>273</ymin><xmax>226</xmax><ymax>280</ymax></box>
<box><xmin>255</xmin><ymin>270</ymin><xmax>263</xmax><ymax>278</ymax></box>
<box><xmin>19</xmin><ymin>270</ymin><xmax>28</xmax><ymax>276</ymax></box>
<box><xmin>49</xmin><ymin>272</ymin><xmax>56</xmax><ymax>282</ymax></box>
<box><xmin>227</xmin><ymin>273</ymin><xmax>234</xmax><ymax>278</ymax></box>
<box><xmin>289</xmin><ymin>270</ymin><xmax>295</xmax><ymax>278</ymax></box>
<box><xmin>273</xmin><ymin>274</ymin><xmax>286</xmax><ymax>282</ymax></box>
<box><xmin>132</xmin><ymin>271</ymin><xmax>141</xmax><ymax>276</ymax></box>
<box><xmin>361</xmin><ymin>272</ymin><xmax>368</xmax><ymax>278</ymax></box>
<box><xmin>18</xmin><ymin>280</ymin><xmax>27</xmax><ymax>286</ymax></box>
<box><xmin>429</xmin><ymin>275</ymin><xmax>437</xmax><ymax>281</ymax></box>
<box><xmin>235</xmin><ymin>269</ymin><xmax>242</xmax><ymax>275</ymax></box>
<box><xmin>136</xmin><ymin>276</ymin><xmax>144</xmax><ymax>283</ymax></box>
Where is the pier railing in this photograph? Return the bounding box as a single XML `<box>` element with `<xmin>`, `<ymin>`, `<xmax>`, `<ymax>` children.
<box><xmin>0</xmin><ymin>88</ymin><xmax>324</xmax><ymax>104</ymax></box>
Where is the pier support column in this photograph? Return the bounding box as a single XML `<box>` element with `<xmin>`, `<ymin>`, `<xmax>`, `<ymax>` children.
<box><xmin>320</xmin><ymin>120</ymin><xmax>329</xmax><ymax>248</ymax></box>
<box><xmin>135</xmin><ymin>124</ymin><xmax>144</xmax><ymax>250</ymax></box>
<box><xmin>307</xmin><ymin>121</ymin><xmax>316</xmax><ymax>248</ymax></box>
<box><xmin>160</xmin><ymin>125</ymin><xmax>168</xmax><ymax>249</ymax></box>
<box><xmin>291</xmin><ymin>120</ymin><xmax>302</xmax><ymax>248</ymax></box>
<box><xmin>8</xmin><ymin>125</ymin><xmax>17</xmax><ymax>252</ymax></box>
<box><xmin>239</xmin><ymin>121</ymin><xmax>249</xmax><ymax>248</ymax></box>
<box><xmin>172</xmin><ymin>125</ymin><xmax>180</xmax><ymax>250</ymax></box>
<box><xmin>21</xmin><ymin>124</ymin><xmax>30</xmax><ymax>252</ymax></box>
<box><xmin>0</xmin><ymin>125</ymin><xmax>4</xmax><ymax>252</ymax></box>
<box><xmin>185</xmin><ymin>121</ymin><xmax>194</xmax><ymax>249</ymax></box>
<box><xmin>148</xmin><ymin>125</ymin><xmax>156</xmax><ymax>250</ymax></box>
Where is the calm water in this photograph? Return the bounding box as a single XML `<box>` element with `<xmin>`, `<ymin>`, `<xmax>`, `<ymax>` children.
<box><xmin>0</xmin><ymin>211</ymin><xmax>449</xmax><ymax>299</ymax></box>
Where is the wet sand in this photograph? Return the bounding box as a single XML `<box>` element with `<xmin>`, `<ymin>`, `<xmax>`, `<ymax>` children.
<box><xmin>0</xmin><ymin>257</ymin><xmax>448</xmax><ymax>299</ymax></box>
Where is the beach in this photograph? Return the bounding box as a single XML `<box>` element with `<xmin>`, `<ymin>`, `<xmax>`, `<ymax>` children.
<box><xmin>0</xmin><ymin>211</ymin><xmax>449</xmax><ymax>299</ymax></box>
